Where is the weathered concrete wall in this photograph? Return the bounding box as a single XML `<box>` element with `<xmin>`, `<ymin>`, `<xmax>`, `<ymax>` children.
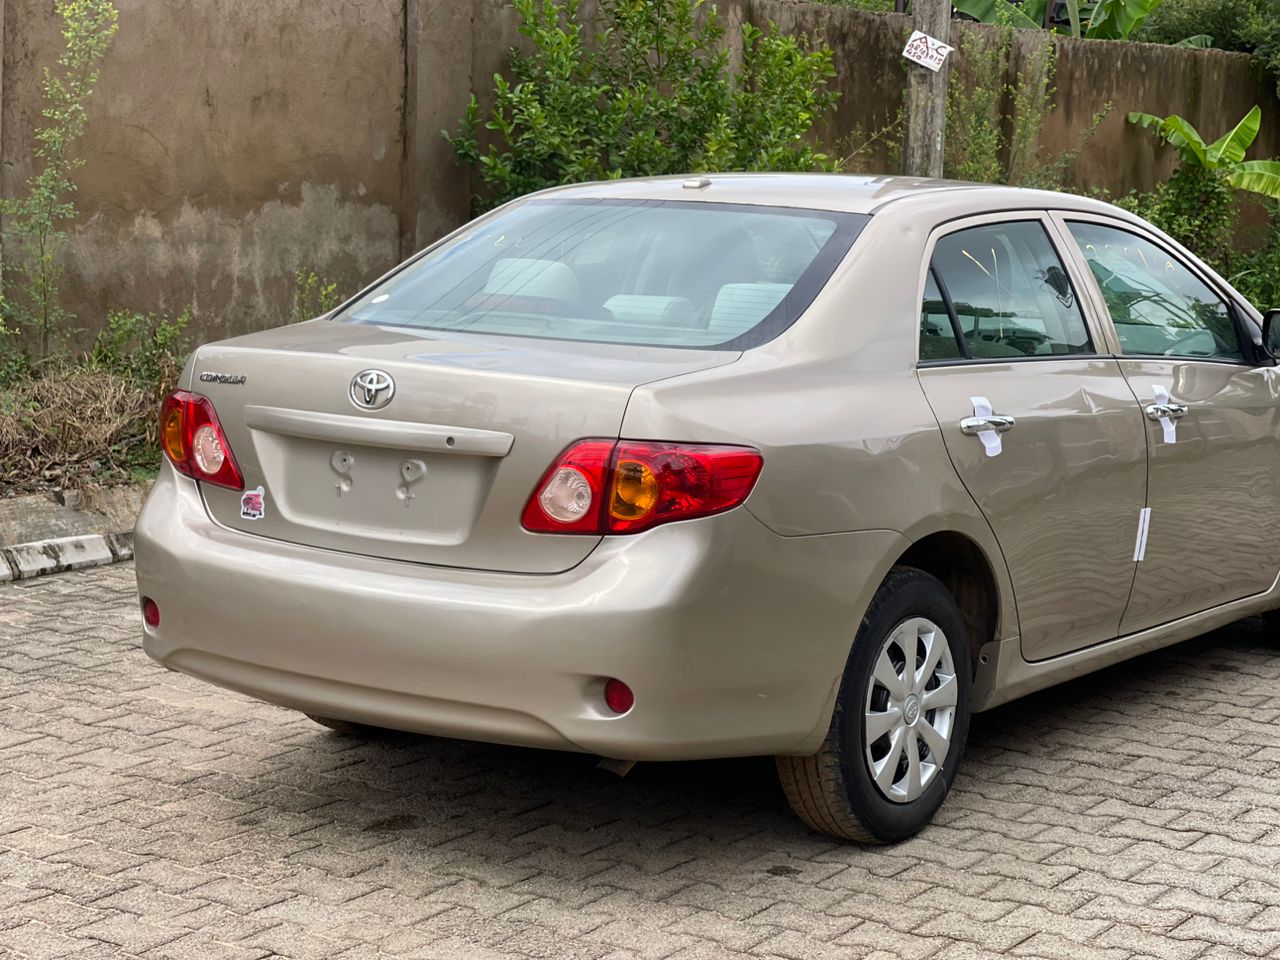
<box><xmin>3</xmin><ymin>0</ymin><xmax>407</xmax><ymax>341</ymax></box>
<box><xmin>2</xmin><ymin>0</ymin><xmax>1279</xmax><ymax>343</ymax></box>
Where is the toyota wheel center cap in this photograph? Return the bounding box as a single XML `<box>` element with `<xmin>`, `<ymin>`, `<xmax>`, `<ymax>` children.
<box><xmin>903</xmin><ymin>695</ymin><xmax>921</xmax><ymax>726</ymax></box>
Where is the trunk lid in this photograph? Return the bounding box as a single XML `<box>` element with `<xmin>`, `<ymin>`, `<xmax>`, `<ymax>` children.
<box><xmin>190</xmin><ymin>321</ymin><xmax>739</xmax><ymax>573</ymax></box>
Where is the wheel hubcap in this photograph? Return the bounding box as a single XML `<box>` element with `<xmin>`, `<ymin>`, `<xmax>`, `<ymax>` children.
<box><xmin>863</xmin><ymin>617</ymin><xmax>958</xmax><ymax>804</ymax></box>
<box><xmin>902</xmin><ymin>695</ymin><xmax>920</xmax><ymax>726</ymax></box>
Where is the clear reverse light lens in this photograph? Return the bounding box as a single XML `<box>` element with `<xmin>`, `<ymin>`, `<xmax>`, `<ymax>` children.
<box><xmin>538</xmin><ymin>467</ymin><xmax>593</xmax><ymax>523</ymax></box>
<box><xmin>192</xmin><ymin>423</ymin><xmax>226</xmax><ymax>475</ymax></box>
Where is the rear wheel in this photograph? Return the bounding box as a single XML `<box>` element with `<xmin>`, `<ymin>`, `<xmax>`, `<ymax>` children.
<box><xmin>777</xmin><ymin>567</ymin><xmax>972</xmax><ymax>843</ymax></box>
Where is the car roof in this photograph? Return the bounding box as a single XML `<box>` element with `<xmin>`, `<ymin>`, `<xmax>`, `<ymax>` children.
<box><xmin>533</xmin><ymin>173</ymin><xmax>1126</xmax><ymax>220</ymax></box>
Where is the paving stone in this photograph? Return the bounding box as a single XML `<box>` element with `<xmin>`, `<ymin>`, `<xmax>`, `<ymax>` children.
<box><xmin>1</xmin><ymin>563</ymin><xmax>1278</xmax><ymax>959</ymax></box>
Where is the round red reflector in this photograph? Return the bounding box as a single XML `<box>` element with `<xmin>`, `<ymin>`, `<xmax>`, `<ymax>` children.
<box><xmin>142</xmin><ymin>597</ymin><xmax>160</xmax><ymax>628</ymax></box>
<box><xmin>603</xmin><ymin>678</ymin><xmax>634</xmax><ymax>715</ymax></box>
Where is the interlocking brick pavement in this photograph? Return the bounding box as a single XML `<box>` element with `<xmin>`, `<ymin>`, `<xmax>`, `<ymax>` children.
<box><xmin>1</xmin><ymin>563</ymin><xmax>1278</xmax><ymax>960</ymax></box>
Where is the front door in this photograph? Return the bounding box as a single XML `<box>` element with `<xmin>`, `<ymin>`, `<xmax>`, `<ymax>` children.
<box><xmin>916</xmin><ymin>216</ymin><xmax>1149</xmax><ymax>661</ymax></box>
<box><xmin>1061</xmin><ymin>218</ymin><xmax>1280</xmax><ymax>633</ymax></box>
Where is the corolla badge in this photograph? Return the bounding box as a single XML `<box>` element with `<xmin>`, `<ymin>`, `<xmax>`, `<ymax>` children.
<box><xmin>350</xmin><ymin>369</ymin><xmax>395</xmax><ymax>410</ymax></box>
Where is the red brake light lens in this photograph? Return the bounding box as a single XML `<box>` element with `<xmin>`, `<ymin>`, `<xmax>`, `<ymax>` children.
<box><xmin>159</xmin><ymin>391</ymin><xmax>245</xmax><ymax>490</ymax></box>
<box><xmin>522</xmin><ymin>440</ymin><xmax>762</xmax><ymax>535</ymax></box>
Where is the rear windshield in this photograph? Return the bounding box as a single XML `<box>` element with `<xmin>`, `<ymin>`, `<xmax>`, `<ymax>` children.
<box><xmin>340</xmin><ymin>198</ymin><xmax>868</xmax><ymax>349</ymax></box>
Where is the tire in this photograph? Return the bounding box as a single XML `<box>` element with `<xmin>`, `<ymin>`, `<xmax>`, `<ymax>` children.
<box><xmin>777</xmin><ymin>566</ymin><xmax>972</xmax><ymax>843</ymax></box>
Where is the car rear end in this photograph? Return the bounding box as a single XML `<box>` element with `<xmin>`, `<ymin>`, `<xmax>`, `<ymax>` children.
<box><xmin>135</xmin><ymin>182</ymin><xmax>885</xmax><ymax>760</ymax></box>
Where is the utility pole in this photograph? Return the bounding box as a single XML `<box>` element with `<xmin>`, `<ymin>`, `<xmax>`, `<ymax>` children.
<box><xmin>902</xmin><ymin>0</ymin><xmax>952</xmax><ymax>179</ymax></box>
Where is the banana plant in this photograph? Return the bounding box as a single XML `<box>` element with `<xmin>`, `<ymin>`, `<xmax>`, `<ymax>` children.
<box><xmin>1128</xmin><ymin>106</ymin><xmax>1280</xmax><ymax>200</ymax></box>
<box><xmin>951</xmin><ymin>0</ymin><xmax>1163</xmax><ymax>41</ymax></box>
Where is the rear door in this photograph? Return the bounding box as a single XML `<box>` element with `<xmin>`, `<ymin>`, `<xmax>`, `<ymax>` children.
<box><xmin>915</xmin><ymin>214</ymin><xmax>1148</xmax><ymax>661</ymax></box>
<box><xmin>1058</xmin><ymin>215</ymin><xmax>1280</xmax><ymax>632</ymax></box>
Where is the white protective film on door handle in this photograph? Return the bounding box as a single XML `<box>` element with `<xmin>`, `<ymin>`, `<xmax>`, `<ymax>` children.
<box><xmin>969</xmin><ymin>396</ymin><xmax>1003</xmax><ymax>458</ymax></box>
<box><xmin>1152</xmin><ymin>385</ymin><xmax>1177</xmax><ymax>444</ymax></box>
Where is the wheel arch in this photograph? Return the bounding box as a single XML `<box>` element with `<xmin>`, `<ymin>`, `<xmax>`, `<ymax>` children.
<box><xmin>894</xmin><ymin>530</ymin><xmax>1011</xmax><ymax>674</ymax></box>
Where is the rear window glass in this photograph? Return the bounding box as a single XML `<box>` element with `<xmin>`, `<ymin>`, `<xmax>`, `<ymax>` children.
<box><xmin>340</xmin><ymin>198</ymin><xmax>868</xmax><ymax>349</ymax></box>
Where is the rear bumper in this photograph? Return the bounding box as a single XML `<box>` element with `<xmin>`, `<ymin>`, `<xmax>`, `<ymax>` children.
<box><xmin>134</xmin><ymin>465</ymin><xmax>906</xmax><ymax>760</ymax></box>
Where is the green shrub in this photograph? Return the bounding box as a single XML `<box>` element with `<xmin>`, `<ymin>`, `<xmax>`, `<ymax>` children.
<box><xmin>447</xmin><ymin>0</ymin><xmax>839</xmax><ymax>212</ymax></box>
<box><xmin>292</xmin><ymin>270</ymin><xmax>344</xmax><ymax>322</ymax></box>
<box><xmin>1249</xmin><ymin>2</ymin><xmax>1280</xmax><ymax>99</ymax></box>
<box><xmin>946</xmin><ymin>28</ymin><xmax>1009</xmax><ymax>184</ymax></box>
<box><xmin>945</xmin><ymin>29</ymin><xmax>1104</xmax><ymax>189</ymax></box>
<box><xmin>1115</xmin><ymin>167</ymin><xmax>1238</xmax><ymax>264</ymax></box>
<box><xmin>88</xmin><ymin>307</ymin><xmax>190</xmax><ymax>400</ymax></box>
<box><xmin>1137</xmin><ymin>0</ymin><xmax>1257</xmax><ymax>50</ymax></box>
<box><xmin>1228</xmin><ymin>205</ymin><xmax>1280</xmax><ymax>311</ymax></box>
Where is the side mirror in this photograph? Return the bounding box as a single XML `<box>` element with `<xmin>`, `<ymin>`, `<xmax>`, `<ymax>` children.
<box><xmin>1264</xmin><ymin>309</ymin><xmax>1280</xmax><ymax>361</ymax></box>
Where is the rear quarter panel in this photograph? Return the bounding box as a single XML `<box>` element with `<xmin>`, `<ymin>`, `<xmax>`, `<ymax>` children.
<box><xmin>620</xmin><ymin>212</ymin><xmax>1018</xmax><ymax>645</ymax></box>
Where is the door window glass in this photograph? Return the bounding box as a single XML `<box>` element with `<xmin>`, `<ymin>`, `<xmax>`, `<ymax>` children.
<box><xmin>920</xmin><ymin>269</ymin><xmax>964</xmax><ymax>360</ymax></box>
<box><xmin>925</xmin><ymin>221</ymin><xmax>1092</xmax><ymax>360</ymax></box>
<box><xmin>1067</xmin><ymin>222</ymin><xmax>1243</xmax><ymax>361</ymax></box>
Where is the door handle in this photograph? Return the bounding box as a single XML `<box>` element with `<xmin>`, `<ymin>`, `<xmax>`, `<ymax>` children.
<box><xmin>1145</xmin><ymin>402</ymin><xmax>1188</xmax><ymax>421</ymax></box>
<box><xmin>960</xmin><ymin>414</ymin><xmax>1016</xmax><ymax>435</ymax></box>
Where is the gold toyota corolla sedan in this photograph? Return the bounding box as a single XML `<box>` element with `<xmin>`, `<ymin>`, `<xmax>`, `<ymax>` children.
<box><xmin>135</xmin><ymin>174</ymin><xmax>1280</xmax><ymax>843</ymax></box>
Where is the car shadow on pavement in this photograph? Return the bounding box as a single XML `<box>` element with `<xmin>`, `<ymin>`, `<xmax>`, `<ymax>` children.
<box><xmin>230</xmin><ymin>615</ymin><xmax>1274</xmax><ymax>865</ymax></box>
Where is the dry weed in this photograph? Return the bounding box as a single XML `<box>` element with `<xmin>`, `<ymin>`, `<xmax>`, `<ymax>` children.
<box><xmin>0</xmin><ymin>364</ymin><xmax>159</xmax><ymax>494</ymax></box>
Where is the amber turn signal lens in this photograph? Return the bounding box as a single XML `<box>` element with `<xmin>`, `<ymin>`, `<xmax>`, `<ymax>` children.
<box><xmin>610</xmin><ymin>459</ymin><xmax>658</xmax><ymax>521</ymax></box>
<box><xmin>162</xmin><ymin>405</ymin><xmax>185</xmax><ymax>461</ymax></box>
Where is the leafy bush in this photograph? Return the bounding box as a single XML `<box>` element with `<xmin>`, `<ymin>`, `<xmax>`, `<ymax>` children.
<box><xmin>946</xmin><ymin>29</ymin><xmax>1009</xmax><ymax>184</ymax></box>
<box><xmin>1124</xmin><ymin>107</ymin><xmax>1280</xmax><ymax>262</ymax></box>
<box><xmin>448</xmin><ymin>0</ymin><xmax>839</xmax><ymax>212</ymax></box>
<box><xmin>292</xmin><ymin>270</ymin><xmax>344</xmax><ymax>322</ymax></box>
<box><xmin>1113</xmin><ymin>168</ymin><xmax>1238</xmax><ymax>264</ymax></box>
<box><xmin>945</xmin><ymin>29</ymin><xmax>1105</xmax><ymax>189</ymax></box>
<box><xmin>1250</xmin><ymin>2</ymin><xmax>1280</xmax><ymax>99</ymax></box>
<box><xmin>952</xmin><ymin>0</ymin><xmax>1163</xmax><ymax>40</ymax></box>
<box><xmin>1137</xmin><ymin>0</ymin><xmax>1257</xmax><ymax>50</ymax></box>
<box><xmin>88</xmin><ymin>307</ymin><xmax>190</xmax><ymax>401</ymax></box>
<box><xmin>0</xmin><ymin>0</ymin><xmax>118</xmax><ymax>360</ymax></box>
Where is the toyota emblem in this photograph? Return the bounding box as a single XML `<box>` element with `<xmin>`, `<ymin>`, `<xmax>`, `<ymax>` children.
<box><xmin>350</xmin><ymin>369</ymin><xmax>395</xmax><ymax>410</ymax></box>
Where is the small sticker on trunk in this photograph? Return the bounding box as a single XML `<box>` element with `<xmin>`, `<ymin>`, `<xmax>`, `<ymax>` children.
<box><xmin>240</xmin><ymin>486</ymin><xmax>266</xmax><ymax>520</ymax></box>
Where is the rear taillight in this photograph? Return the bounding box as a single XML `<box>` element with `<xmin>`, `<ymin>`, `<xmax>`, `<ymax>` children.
<box><xmin>522</xmin><ymin>440</ymin><xmax>762</xmax><ymax>535</ymax></box>
<box><xmin>159</xmin><ymin>391</ymin><xmax>245</xmax><ymax>490</ymax></box>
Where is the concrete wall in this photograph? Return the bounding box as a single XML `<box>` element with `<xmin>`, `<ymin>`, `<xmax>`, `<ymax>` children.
<box><xmin>2</xmin><ymin>0</ymin><xmax>1279</xmax><ymax>342</ymax></box>
<box><xmin>2</xmin><ymin>0</ymin><xmax>417</xmax><ymax>341</ymax></box>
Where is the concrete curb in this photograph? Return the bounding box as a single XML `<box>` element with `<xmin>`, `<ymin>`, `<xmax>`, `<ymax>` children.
<box><xmin>0</xmin><ymin>533</ymin><xmax>134</xmax><ymax>583</ymax></box>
